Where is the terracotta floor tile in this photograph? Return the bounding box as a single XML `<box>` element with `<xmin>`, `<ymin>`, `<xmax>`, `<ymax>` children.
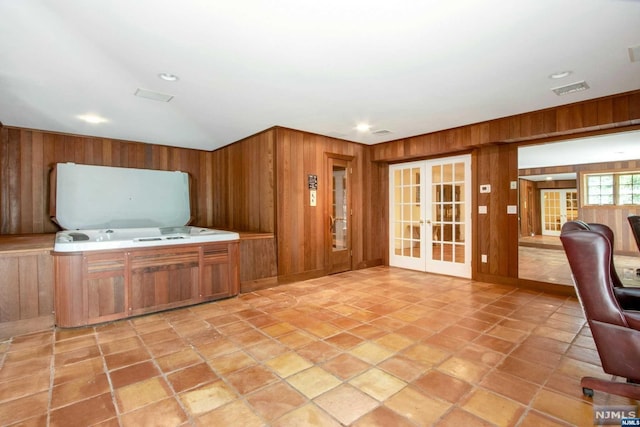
<box><xmin>196</xmin><ymin>336</ymin><xmax>239</xmax><ymax>360</ymax></box>
<box><xmin>518</xmin><ymin>410</ymin><xmax>575</xmax><ymax>427</ymax></box>
<box><xmin>179</xmin><ymin>380</ymin><xmax>238</xmax><ymax>415</ymax></box>
<box><xmin>239</xmin><ymin>336</ymin><xmax>288</xmax><ymax>360</ymax></box>
<box><xmin>207</xmin><ymin>350</ymin><xmax>256</xmax><ymax>375</ymax></box>
<box><xmin>226</xmin><ymin>364</ymin><xmax>279</xmax><ymax>394</ymax></box>
<box><xmin>325</xmin><ymin>332</ymin><xmax>364</xmax><ymax>350</ymax></box>
<box><xmin>138</xmin><ymin>328</ymin><xmax>181</xmax><ymax>346</ymax></box>
<box><xmin>384</xmin><ymin>386</ymin><xmax>451</xmax><ymax>426</ymax></box>
<box><xmin>438</xmin><ymin>356</ymin><xmax>489</xmax><ymax>383</ymax></box>
<box><xmin>0</xmin><ymin>390</ymin><xmax>49</xmax><ymax>426</ymax></box>
<box><xmin>103</xmin><ymin>347</ymin><xmax>151</xmax><ymax>371</ymax></box>
<box><xmin>287</xmin><ymin>366</ymin><xmax>341</xmax><ymax>399</ymax></box>
<box><xmin>352</xmin><ymin>406</ymin><xmax>415</xmax><ymax>427</ymax></box>
<box><xmin>155</xmin><ymin>346</ymin><xmax>203</xmax><ymax>373</ymax></box>
<box><xmin>54</xmin><ymin>356</ymin><xmax>104</xmax><ymax>385</ymax></box>
<box><xmin>195</xmin><ymin>400</ymin><xmax>264</xmax><ymax>427</ymax></box>
<box><xmin>120</xmin><ymin>397</ymin><xmax>187</xmax><ymax>427</ymax></box>
<box><xmin>349</xmin><ymin>342</ymin><xmax>394</xmax><ymax>365</ymax></box>
<box><xmin>4</xmin><ymin>343</ymin><xmax>53</xmax><ymax>364</ymax></box>
<box><xmin>435</xmin><ymin>407</ymin><xmax>495</xmax><ymax>427</ymax></box>
<box><xmin>378</xmin><ymin>354</ymin><xmax>428</xmax><ymax>382</ymax></box>
<box><xmin>461</xmin><ymin>388</ymin><xmax>524</xmax><ymax>426</ymax></box>
<box><xmin>144</xmin><ymin>337</ymin><xmax>187</xmax><ymax>358</ymax></box>
<box><xmin>4</xmin><ymin>267</ymin><xmax>639</xmax><ymax>427</ymax></box>
<box><xmin>246</xmin><ymin>381</ymin><xmax>307</xmax><ymax>420</ymax></box>
<box><xmin>412</xmin><ymin>370</ymin><xmax>472</xmax><ymax>403</ymax></box>
<box><xmin>51</xmin><ymin>373</ymin><xmax>111</xmax><ymax>409</ymax></box>
<box><xmin>55</xmin><ymin>345</ymin><xmax>102</xmax><ymax>367</ymax></box>
<box><xmin>400</xmin><ymin>343</ymin><xmax>450</xmax><ymax>367</ymax></box>
<box><xmin>349</xmin><ymin>324</ymin><xmax>387</xmax><ymax>340</ymax></box>
<box><xmin>271</xmin><ymin>403</ymin><xmax>341</xmax><ymax>427</ymax></box>
<box><xmin>455</xmin><ymin>343</ymin><xmax>504</xmax><ymax>367</ymax></box>
<box><xmin>314</xmin><ymin>384</ymin><xmax>379</xmax><ymax>425</ymax></box>
<box><xmin>480</xmin><ymin>370</ymin><xmax>540</xmax><ymax>405</ymax></box>
<box><xmin>100</xmin><ymin>336</ymin><xmax>145</xmax><ymax>355</ymax></box>
<box><xmin>322</xmin><ymin>353</ymin><xmax>371</xmax><ymax>380</ymax></box>
<box><xmin>50</xmin><ymin>392</ymin><xmax>116</xmax><ymax>427</ymax></box>
<box><xmin>0</xmin><ymin>371</ymin><xmax>51</xmax><ymax>403</ymax></box>
<box><xmin>531</xmin><ymin>388</ymin><xmax>594</xmax><ymax>426</ymax></box>
<box><xmin>109</xmin><ymin>360</ymin><xmax>160</xmax><ymax>389</ymax></box>
<box><xmin>423</xmin><ymin>332</ymin><xmax>467</xmax><ymax>352</ymax></box>
<box><xmin>266</xmin><ymin>351</ymin><xmax>314</xmax><ymax>378</ymax></box>
<box><xmin>277</xmin><ymin>330</ymin><xmax>318</xmax><ymax>349</ymax></box>
<box><xmin>374</xmin><ymin>332</ymin><xmax>414</xmax><ymax>352</ymax></box>
<box><xmin>296</xmin><ymin>340</ymin><xmax>341</xmax><ymax>364</ymax></box>
<box><xmin>167</xmin><ymin>362</ymin><xmax>218</xmax><ymax>393</ymax></box>
<box><xmin>350</xmin><ymin>368</ymin><xmax>406</xmax><ymax>401</ymax></box>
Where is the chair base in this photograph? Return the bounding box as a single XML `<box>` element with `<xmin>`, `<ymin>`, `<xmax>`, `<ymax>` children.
<box><xmin>581</xmin><ymin>376</ymin><xmax>640</xmax><ymax>400</ymax></box>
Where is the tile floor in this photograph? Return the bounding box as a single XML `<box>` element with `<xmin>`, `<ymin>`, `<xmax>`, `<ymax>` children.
<box><xmin>0</xmin><ymin>266</ymin><xmax>637</xmax><ymax>426</ymax></box>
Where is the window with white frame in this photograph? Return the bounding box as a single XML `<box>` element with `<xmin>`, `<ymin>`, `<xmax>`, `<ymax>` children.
<box><xmin>584</xmin><ymin>172</ymin><xmax>640</xmax><ymax>206</ymax></box>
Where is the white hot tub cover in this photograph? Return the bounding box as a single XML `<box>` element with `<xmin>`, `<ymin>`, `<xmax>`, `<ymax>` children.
<box><xmin>52</xmin><ymin>163</ymin><xmax>239</xmax><ymax>252</ymax></box>
<box><xmin>53</xmin><ymin>162</ymin><xmax>191</xmax><ymax>230</ymax></box>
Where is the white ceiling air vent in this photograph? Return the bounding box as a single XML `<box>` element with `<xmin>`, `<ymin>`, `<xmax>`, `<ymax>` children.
<box><xmin>552</xmin><ymin>81</ymin><xmax>590</xmax><ymax>96</ymax></box>
<box><xmin>371</xmin><ymin>129</ymin><xmax>392</xmax><ymax>135</ymax></box>
<box><xmin>134</xmin><ymin>88</ymin><xmax>174</xmax><ymax>102</ymax></box>
<box><xmin>629</xmin><ymin>45</ymin><xmax>640</xmax><ymax>63</ymax></box>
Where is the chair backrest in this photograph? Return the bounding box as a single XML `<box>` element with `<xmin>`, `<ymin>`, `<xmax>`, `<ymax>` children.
<box><xmin>628</xmin><ymin>215</ymin><xmax>640</xmax><ymax>253</ymax></box>
<box><xmin>560</xmin><ymin>220</ymin><xmax>623</xmax><ymax>287</ymax></box>
<box><xmin>560</xmin><ymin>225</ymin><xmax>628</xmax><ymax>327</ymax></box>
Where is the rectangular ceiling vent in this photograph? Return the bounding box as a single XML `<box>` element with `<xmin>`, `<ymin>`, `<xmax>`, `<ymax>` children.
<box><xmin>371</xmin><ymin>129</ymin><xmax>392</xmax><ymax>135</ymax></box>
<box><xmin>629</xmin><ymin>45</ymin><xmax>640</xmax><ymax>63</ymax></box>
<box><xmin>552</xmin><ymin>81</ymin><xmax>590</xmax><ymax>96</ymax></box>
<box><xmin>134</xmin><ymin>88</ymin><xmax>174</xmax><ymax>102</ymax></box>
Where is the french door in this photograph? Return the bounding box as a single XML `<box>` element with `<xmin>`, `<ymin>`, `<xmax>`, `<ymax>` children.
<box><xmin>389</xmin><ymin>155</ymin><xmax>471</xmax><ymax>278</ymax></box>
<box><xmin>541</xmin><ymin>189</ymin><xmax>578</xmax><ymax>236</ymax></box>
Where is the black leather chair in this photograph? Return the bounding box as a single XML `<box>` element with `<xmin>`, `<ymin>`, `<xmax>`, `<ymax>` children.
<box><xmin>560</xmin><ymin>223</ymin><xmax>640</xmax><ymax>399</ymax></box>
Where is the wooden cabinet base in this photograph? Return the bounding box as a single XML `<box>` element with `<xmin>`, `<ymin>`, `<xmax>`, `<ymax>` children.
<box><xmin>53</xmin><ymin>241</ymin><xmax>239</xmax><ymax>327</ymax></box>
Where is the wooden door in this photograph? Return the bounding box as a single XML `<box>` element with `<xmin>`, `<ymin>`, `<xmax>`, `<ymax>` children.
<box><xmin>327</xmin><ymin>156</ymin><xmax>352</xmax><ymax>274</ymax></box>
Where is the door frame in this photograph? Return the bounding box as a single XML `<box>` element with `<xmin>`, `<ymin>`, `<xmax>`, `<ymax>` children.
<box><xmin>325</xmin><ymin>153</ymin><xmax>354</xmax><ymax>274</ymax></box>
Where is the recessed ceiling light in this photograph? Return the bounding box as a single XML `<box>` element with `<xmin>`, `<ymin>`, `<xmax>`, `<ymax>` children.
<box><xmin>158</xmin><ymin>73</ymin><xmax>179</xmax><ymax>82</ymax></box>
<box><xmin>546</xmin><ymin>176</ymin><xmax>553</xmax><ymax>181</ymax></box>
<box><xmin>549</xmin><ymin>71</ymin><xmax>572</xmax><ymax>79</ymax></box>
<box><xmin>356</xmin><ymin>123</ymin><xmax>371</xmax><ymax>132</ymax></box>
<box><xmin>77</xmin><ymin>114</ymin><xmax>108</xmax><ymax>124</ymax></box>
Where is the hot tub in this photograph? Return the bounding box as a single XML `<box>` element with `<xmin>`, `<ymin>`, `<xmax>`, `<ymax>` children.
<box><xmin>54</xmin><ymin>226</ymin><xmax>239</xmax><ymax>252</ymax></box>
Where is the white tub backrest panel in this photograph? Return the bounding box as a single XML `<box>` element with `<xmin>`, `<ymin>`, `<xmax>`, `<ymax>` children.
<box><xmin>54</xmin><ymin>163</ymin><xmax>191</xmax><ymax>230</ymax></box>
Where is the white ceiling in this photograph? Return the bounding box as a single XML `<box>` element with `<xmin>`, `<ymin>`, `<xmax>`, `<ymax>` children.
<box><xmin>1</xmin><ymin>0</ymin><xmax>639</xmax><ymax>151</ymax></box>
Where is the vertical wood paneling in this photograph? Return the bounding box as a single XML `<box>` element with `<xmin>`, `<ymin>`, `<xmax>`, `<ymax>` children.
<box><xmin>0</xmin><ymin>128</ymin><xmax>211</xmax><ymax>234</ymax></box>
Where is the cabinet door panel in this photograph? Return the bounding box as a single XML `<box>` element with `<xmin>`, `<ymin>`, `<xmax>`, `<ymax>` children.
<box><xmin>129</xmin><ymin>248</ymin><xmax>199</xmax><ymax>315</ymax></box>
<box><xmin>85</xmin><ymin>253</ymin><xmax>126</xmax><ymax>323</ymax></box>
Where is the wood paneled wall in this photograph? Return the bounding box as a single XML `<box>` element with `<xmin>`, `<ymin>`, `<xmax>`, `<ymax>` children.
<box><xmin>1</xmin><ymin>90</ymin><xmax>639</xmax><ymax>290</ymax></box>
<box><xmin>371</xmin><ymin>91</ymin><xmax>640</xmax><ymax>161</ymax></box>
<box><xmin>207</xmin><ymin>129</ymin><xmax>275</xmax><ymax>233</ymax></box>
<box><xmin>368</xmin><ymin>90</ymin><xmax>640</xmax><ymax>286</ymax></box>
<box><xmin>274</xmin><ymin>127</ymin><xmax>384</xmax><ymax>281</ymax></box>
<box><xmin>0</xmin><ymin>127</ymin><xmax>210</xmax><ymax>234</ymax></box>
<box><xmin>520</xmin><ymin>161</ymin><xmax>640</xmax><ymax>253</ymax></box>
